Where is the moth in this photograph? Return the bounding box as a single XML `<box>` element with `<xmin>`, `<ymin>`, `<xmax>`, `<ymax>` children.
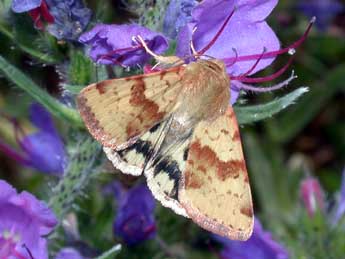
<box><xmin>77</xmin><ymin>36</ymin><xmax>253</xmax><ymax>241</ymax></box>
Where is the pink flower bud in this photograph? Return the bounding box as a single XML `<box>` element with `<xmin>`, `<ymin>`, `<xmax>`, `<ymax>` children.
<box><xmin>300</xmin><ymin>177</ymin><xmax>325</xmax><ymax>217</ymax></box>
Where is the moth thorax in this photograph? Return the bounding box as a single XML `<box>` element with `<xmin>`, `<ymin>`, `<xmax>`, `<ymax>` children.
<box><xmin>179</xmin><ymin>59</ymin><xmax>230</xmax><ymax>122</ymax></box>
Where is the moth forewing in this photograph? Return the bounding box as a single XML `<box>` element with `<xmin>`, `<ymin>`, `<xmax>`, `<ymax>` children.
<box><xmin>77</xmin><ymin>66</ymin><xmax>185</xmax><ymax>150</ymax></box>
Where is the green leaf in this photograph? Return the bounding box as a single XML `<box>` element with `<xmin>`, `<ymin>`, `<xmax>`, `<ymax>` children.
<box><xmin>0</xmin><ymin>16</ymin><xmax>62</xmax><ymax>63</ymax></box>
<box><xmin>0</xmin><ymin>55</ymin><xmax>83</xmax><ymax>127</ymax></box>
<box><xmin>234</xmin><ymin>87</ymin><xmax>309</xmax><ymax>125</ymax></box>
<box><xmin>266</xmin><ymin>64</ymin><xmax>345</xmax><ymax>143</ymax></box>
<box><xmin>93</xmin><ymin>244</ymin><xmax>122</xmax><ymax>259</ymax></box>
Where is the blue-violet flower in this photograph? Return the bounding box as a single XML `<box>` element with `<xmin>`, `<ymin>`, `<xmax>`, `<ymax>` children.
<box><xmin>112</xmin><ymin>182</ymin><xmax>156</xmax><ymax>245</ymax></box>
<box><xmin>0</xmin><ymin>180</ymin><xmax>57</xmax><ymax>259</ymax></box>
<box><xmin>0</xmin><ymin>103</ymin><xmax>67</xmax><ymax>176</ymax></box>
<box><xmin>79</xmin><ymin>24</ymin><xmax>169</xmax><ymax>67</ymax></box>
<box><xmin>45</xmin><ymin>0</ymin><xmax>92</xmax><ymax>40</ymax></box>
<box><xmin>163</xmin><ymin>0</ymin><xmax>198</xmax><ymax>39</ymax></box>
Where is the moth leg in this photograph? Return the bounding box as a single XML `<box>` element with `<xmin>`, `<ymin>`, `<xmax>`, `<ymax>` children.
<box><xmin>135</xmin><ymin>35</ymin><xmax>183</xmax><ymax>67</ymax></box>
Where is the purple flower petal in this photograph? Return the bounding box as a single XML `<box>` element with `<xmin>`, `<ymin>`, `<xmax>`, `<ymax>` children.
<box><xmin>163</xmin><ymin>0</ymin><xmax>198</xmax><ymax>38</ymax></box>
<box><xmin>0</xmin><ymin>180</ymin><xmax>16</xmax><ymax>201</ymax></box>
<box><xmin>29</xmin><ymin>103</ymin><xmax>58</xmax><ymax>135</ymax></box>
<box><xmin>21</xmin><ymin>131</ymin><xmax>67</xmax><ymax>175</ymax></box>
<box><xmin>79</xmin><ymin>24</ymin><xmax>169</xmax><ymax>67</ymax></box>
<box><xmin>113</xmin><ymin>182</ymin><xmax>156</xmax><ymax>245</ymax></box>
<box><xmin>229</xmin><ymin>84</ymin><xmax>241</xmax><ymax>104</ymax></box>
<box><xmin>45</xmin><ymin>0</ymin><xmax>92</xmax><ymax>40</ymax></box>
<box><xmin>11</xmin><ymin>0</ymin><xmax>42</xmax><ymax>13</ymax></box>
<box><xmin>0</xmin><ymin>180</ymin><xmax>57</xmax><ymax>259</ymax></box>
<box><xmin>213</xmin><ymin>218</ymin><xmax>289</xmax><ymax>259</ymax></box>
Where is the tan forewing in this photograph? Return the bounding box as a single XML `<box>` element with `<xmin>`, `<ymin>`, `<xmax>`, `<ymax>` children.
<box><xmin>77</xmin><ymin>66</ymin><xmax>184</xmax><ymax>149</ymax></box>
<box><xmin>179</xmin><ymin>106</ymin><xmax>253</xmax><ymax>240</ymax></box>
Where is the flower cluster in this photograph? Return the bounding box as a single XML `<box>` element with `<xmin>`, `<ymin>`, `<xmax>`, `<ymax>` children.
<box><xmin>111</xmin><ymin>182</ymin><xmax>157</xmax><ymax>245</ymax></box>
<box><xmin>11</xmin><ymin>0</ymin><xmax>91</xmax><ymax>40</ymax></box>
<box><xmin>0</xmin><ymin>180</ymin><xmax>57</xmax><ymax>259</ymax></box>
<box><xmin>79</xmin><ymin>0</ymin><xmax>314</xmax><ymax>104</ymax></box>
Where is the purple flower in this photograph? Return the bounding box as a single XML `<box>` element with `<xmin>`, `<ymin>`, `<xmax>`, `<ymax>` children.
<box><xmin>176</xmin><ymin>0</ymin><xmax>314</xmax><ymax>104</ymax></box>
<box><xmin>79</xmin><ymin>24</ymin><xmax>169</xmax><ymax>66</ymax></box>
<box><xmin>163</xmin><ymin>0</ymin><xmax>198</xmax><ymax>39</ymax></box>
<box><xmin>45</xmin><ymin>0</ymin><xmax>92</xmax><ymax>40</ymax></box>
<box><xmin>55</xmin><ymin>247</ymin><xmax>86</xmax><ymax>259</ymax></box>
<box><xmin>300</xmin><ymin>177</ymin><xmax>325</xmax><ymax>217</ymax></box>
<box><xmin>0</xmin><ymin>180</ymin><xmax>57</xmax><ymax>259</ymax></box>
<box><xmin>298</xmin><ymin>0</ymin><xmax>343</xmax><ymax>30</ymax></box>
<box><xmin>213</xmin><ymin>218</ymin><xmax>289</xmax><ymax>259</ymax></box>
<box><xmin>11</xmin><ymin>0</ymin><xmax>91</xmax><ymax>39</ymax></box>
<box><xmin>11</xmin><ymin>0</ymin><xmax>54</xmax><ymax>29</ymax></box>
<box><xmin>0</xmin><ymin>103</ymin><xmax>67</xmax><ymax>176</ymax></box>
<box><xmin>112</xmin><ymin>182</ymin><xmax>156</xmax><ymax>245</ymax></box>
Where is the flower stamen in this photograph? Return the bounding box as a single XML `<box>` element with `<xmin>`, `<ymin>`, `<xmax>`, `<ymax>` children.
<box><xmin>224</xmin><ymin>17</ymin><xmax>316</xmax><ymax>66</ymax></box>
<box><xmin>232</xmin><ymin>71</ymin><xmax>297</xmax><ymax>92</ymax></box>
<box><xmin>230</xmin><ymin>55</ymin><xmax>295</xmax><ymax>83</ymax></box>
<box><xmin>234</xmin><ymin>47</ymin><xmax>267</xmax><ymax>78</ymax></box>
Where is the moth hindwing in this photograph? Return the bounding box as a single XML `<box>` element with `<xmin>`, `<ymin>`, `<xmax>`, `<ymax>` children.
<box><xmin>77</xmin><ymin>57</ymin><xmax>253</xmax><ymax>240</ymax></box>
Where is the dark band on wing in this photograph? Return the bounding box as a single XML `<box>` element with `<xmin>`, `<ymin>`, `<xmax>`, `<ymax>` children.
<box><xmin>152</xmin><ymin>156</ymin><xmax>181</xmax><ymax>200</ymax></box>
<box><xmin>117</xmin><ymin>122</ymin><xmax>162</xmax><ymax>162</ymax></box>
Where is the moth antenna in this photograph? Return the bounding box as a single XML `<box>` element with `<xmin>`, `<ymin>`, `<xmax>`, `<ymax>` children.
<box><xmin>135</xmin><ymin>35</ymin><xmax>184</xmax><ymax>66</ymax></box>
<box><xmin>190</xmin><ymin>26</ymin><xmax>199</xmax><ymax>57</ymax></box>
<box><xmin>135</xmin><ymin>35</ymin><xmax>162</xmax><ymax>61</ymax></box>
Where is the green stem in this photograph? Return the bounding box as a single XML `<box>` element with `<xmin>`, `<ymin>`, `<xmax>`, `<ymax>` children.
<box><xmin>0</xmin><ymin>23</ymin><xmax>13</xmax><ymax>39</ymax></box>
<box><xmin>93</xmin><ymin>244</ymin><xmax>122</xmax><ymax>259</ymax></box>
